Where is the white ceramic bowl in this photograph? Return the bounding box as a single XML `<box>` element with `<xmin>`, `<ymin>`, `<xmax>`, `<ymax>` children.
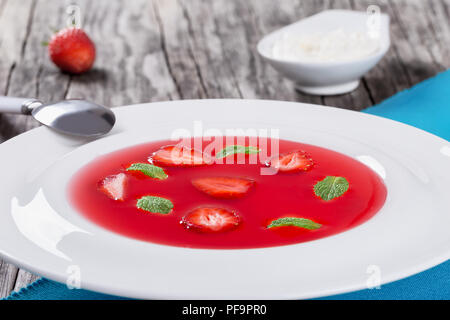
<box><xmin>257</xmin><ymin>10</ymin><xmax>390</xmax><ymax>95</ymax></box>
<box><xmin>0</xmin><ymin>100</ymin><xmax>449</xmax><ymax>299</ymax></box>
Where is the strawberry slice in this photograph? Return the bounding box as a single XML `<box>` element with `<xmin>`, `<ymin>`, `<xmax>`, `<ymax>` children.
<box><xmin>181</xmin><ymin>207</ymin><xmax>240</xmax><ymax>232</ymax></box>
<box><xmin>151</xmin><ymin>145</ymin><xmax>210</xmax><ymax>166</ymax></box>
<box><xmin>98</xmin><ymin>173</ymin><xmax>127</xmax><ymax>201</ymax></box>
<box><xmin>192</xmin><ymin>177</ymin><xmax>254</xmax><ymax>199</ymax></box>
<box><xmin>268</xmin><ymin>151</ymin><xmax>314</xmax><ymax>172</ymax></box>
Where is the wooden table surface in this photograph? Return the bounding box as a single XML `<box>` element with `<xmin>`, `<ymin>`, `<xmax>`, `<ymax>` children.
<box><xmin>0</xmin><ymin>0</ymin><xmax>448</xmax><ymax>297</ymax></box>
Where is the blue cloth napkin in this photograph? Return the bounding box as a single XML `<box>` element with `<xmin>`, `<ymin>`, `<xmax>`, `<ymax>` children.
<box><xmin>6</xmin><ymin>71</ymin><xmax>450</xmax><ymax>300</ymax></box>
<box><xmin>363</xmin><ymin>70</ymin><xmax>450</xmax><ymax>141</ymax></box>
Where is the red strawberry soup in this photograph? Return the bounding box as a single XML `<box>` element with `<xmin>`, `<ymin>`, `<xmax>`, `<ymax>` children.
<box><xmin>68</xmin><ymin>137</ymin><xmax>387</xmax><ymax>249</ymax></box>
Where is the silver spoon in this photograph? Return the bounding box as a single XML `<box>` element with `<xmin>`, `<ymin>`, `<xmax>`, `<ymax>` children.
<box><xmin>0</xmin><ymin>96</ymin><xmax>115</xmax><ymax>137</ymax></box>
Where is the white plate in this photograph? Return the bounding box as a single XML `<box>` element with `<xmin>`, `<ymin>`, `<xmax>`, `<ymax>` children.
<box><xmin>0</xmin><ymin>99</ymin><xmax>449</xmax><ymax>299</ymax></box>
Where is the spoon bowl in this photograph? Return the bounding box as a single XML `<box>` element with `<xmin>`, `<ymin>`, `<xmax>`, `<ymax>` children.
<box><xmin>0</xmin><ymin>96</ymin><xmax>115</xmax><ymax>137</ymax></box>
<box><xmin>31</xmin><ymin>99</ymin><xmax>116</xmax><ymax>137</ymax></box>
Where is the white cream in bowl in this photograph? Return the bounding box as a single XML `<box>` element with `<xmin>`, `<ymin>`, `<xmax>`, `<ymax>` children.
<box><xmin>272</xmin><ymin>29</ymin><xmax>380</xmax><ymax>63</ymax></box>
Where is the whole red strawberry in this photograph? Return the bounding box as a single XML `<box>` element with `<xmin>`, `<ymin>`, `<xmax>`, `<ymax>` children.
<box><xmin>48</xmin><ymin>27</ymin><xmax>96</xmax><ymax>74</ymax></box>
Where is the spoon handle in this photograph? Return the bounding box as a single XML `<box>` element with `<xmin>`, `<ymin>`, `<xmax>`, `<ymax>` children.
<box><xmin>0</xmin><ymin>96</ymin><xmax>43</xmax><ymax>114</ymax></box>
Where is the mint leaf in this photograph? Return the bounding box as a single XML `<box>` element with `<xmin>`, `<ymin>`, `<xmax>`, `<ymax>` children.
<box><xmin>127</xmin><ymin>163</ymin><xmax>167</xmax><ymax>180</ymax></box>
<box><xmin>314</xmin><ymin>176</ymin><xmax>349</xmax><ymax>201</ymax></box>
<box><xmin>267</xmin><ymin>217</ymin><xmax>321</xmax><ymax>230</ymax></box>
<box><xmin>216</xmin><ymin>145</ymin><xmax>260</xmax><ymax>159</ymax></box>
<box><xmin>136</xmin><ymin>196</ymin><xmax>173</xmax><ymax>214</ymax></box>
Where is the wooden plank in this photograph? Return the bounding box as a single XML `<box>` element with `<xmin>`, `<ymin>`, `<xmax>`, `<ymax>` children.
<box><xmin>387</xmin><ymin>0</ymin><xmax>443</xmax><ymax>83</ymax></box>
<box><xmin>13</xmin><ymin>269</ymin><xmax>40</xmax><ymax>292</ymax></box>
<box><xmin>176</xmin><ymin>0</ymin><xmax>243</xmax><ymax>98</ymax></box>
<box><xmin>153</xmin><ymin>0</ymin><xmax>212</xmax><ymax>99</ymax></box>
<box><xmin>0</xmin><ymin>261</ymin><xmax>18</xmax><ymax>298</ymax></box>
<box><xmin>66</xmin><ymin>0</ymin><xmax>179</xmax><ymax>105</ymax></box>
<box><xmin>418</xmin><ymin>0</ymin><xmax>450</xmax><ymax>67</ymax></box>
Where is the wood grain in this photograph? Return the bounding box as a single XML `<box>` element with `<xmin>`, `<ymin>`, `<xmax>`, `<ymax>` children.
<box><xmin>0</xmin><ymin>0</ymin><xmax>448</xmax><ymax>298</ymax></box>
